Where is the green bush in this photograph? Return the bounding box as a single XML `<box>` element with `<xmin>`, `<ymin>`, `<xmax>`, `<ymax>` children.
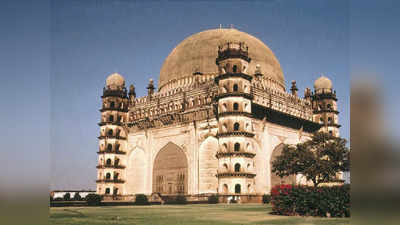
<box><xmin>207</xmin><ymin>194</ymin><xmax>219</xmax><ymax>204</ymax></box>
<box><xmin>63</xmin><ymin>193</ymin><xmax>71</xmax><ymax>201</ymax></box>
<box><xmin>85</xmin><ymin>194</ymin><xmax>102</xmax><ymax>206</ymax></box>
<box><xmin>134</xmin><ymin>194</ymin><xmax>149</xmax><ymax>205</ymax></box>
<box><xmin>73</xmin><ymin>192</ymin><xmax>82</xmax><ymax>201</ymax></box>
<box><xmin>270</xmin><ymin>184</ymin><xmax>350</xmax><ymax>217</ymax></box>
<box><xmin>175</xmin><ymin>195</ymin><xmax>187</xmax><ymax>204</ymax></box>
<box><xmin>262</xmin><ymin>194</ymin><xmax>271</xmax><ymax>204</ymax></box>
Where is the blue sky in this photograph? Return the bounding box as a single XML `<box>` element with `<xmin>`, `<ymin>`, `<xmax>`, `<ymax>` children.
<box><xmin>3</xmin><ymin>0</ymin><xmax>398</xmax><ymax>191</ymax></box>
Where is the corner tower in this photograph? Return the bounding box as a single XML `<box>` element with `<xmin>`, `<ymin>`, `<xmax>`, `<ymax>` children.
<box><xmin>215</xmin><ymin>42</ymin><xmax>256</xmax><ymax>200</ymax></box>
<box><xmin>312</xmin><ymin>76</ymin><xmax>340</xmax><ymax>136</ymax></box>
<box><xmin>96</xmin><ymin>73</ymin><xmax>129</xmax><ymax>198</ymax></box>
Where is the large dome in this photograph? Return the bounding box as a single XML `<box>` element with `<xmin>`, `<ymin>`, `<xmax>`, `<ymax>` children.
<box><xmin>159</xmin><ymin>28</ymin><xmax>285</xmax><ymax>91</ymax></box>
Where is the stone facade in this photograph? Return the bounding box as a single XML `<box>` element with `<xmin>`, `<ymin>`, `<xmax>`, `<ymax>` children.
<box><xmin>95</xmin><ymin>28</ymin><xmax>340</xmax><ymax>202</ymax></box>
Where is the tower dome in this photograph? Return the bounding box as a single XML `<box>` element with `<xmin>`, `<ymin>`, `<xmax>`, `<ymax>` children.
<box><xmin>314</xmin><ymin>76</ymin><xmax>332</xmax><ymax>90</ymax></box>
<box><xmin>159</xmin><ymin>28</ymin><xmax>285</xmax><ymax>92</ymax></box>
<box><xmin>106</xmin><ymin>73</ymin><xmax>125</xmax><ymax>88</ymax></box>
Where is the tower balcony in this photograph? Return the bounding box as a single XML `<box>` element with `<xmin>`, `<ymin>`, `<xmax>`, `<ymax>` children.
<box><xmin>101</xmin><ymin>88</ymin><xmax>127</xmax><ymax>98</ymax></box>
<box><xmin>216</xmin><ymin>131</ymin><xmax>255</xmax><ymax>138</ymax></box>
<box><xmin>215</xmin><ymin>91</ymin><xmax>253</xmax><ymax>100</ymax></box>
<box><xmin>214</xmin><ymin>73</ymin><xmax>253</xmax><ymax>84</ymax></box>
<box><xmin>216</xmin><ymin>169</ymin><xmax>256</xmax><ymax>178</ymax></box>
<box><xmin>96</xmin><ymin>178</ymin><xmax>125</xmax><ymax>184</ymax></box>
<box><xmin>98</xmin><ymin>121</ymin><xmax>124</xmax><ymax>126</ymax></box>
<box><xmin>215</xmin><ymin>151</ymin><xmax>255</xmax><ymax>159</ymax></box>
<box><xmin>218</xmin><ymin>111</ymin><xmax>253</xmax><ymax>118</ymax></box>
<box><xmin>216</xmin><ymin>42</ymin><xmax>251</xmax><ymax>64</ymax></box>
<box><xmin>96</xmin><ymin>164</ymin><xmax>126</xmax><ymax>169</ymax></box>
<box><xmin>99</xmin><ymin>107</ymin><xmax>128</xmax><ymax>113</ymax></box>
<box><xmin>96</xmin><ymin>150</ymin><xmax>126</xmax><ymax>155</ymax></box>
<box><xmin>98</xmin><ymin>135</ymin><xmax>127</xmax><ymax>140</ymax></box>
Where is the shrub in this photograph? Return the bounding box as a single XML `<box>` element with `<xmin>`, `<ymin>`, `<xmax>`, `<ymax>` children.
<box><xmin>73</xmin><ymin>192</ymin><xmax>82</xmax><ymax>201</ymax></box>
<box><xmin>175</xmin><ymin>195</ymin><xmax>187</xmax><ymax>205</ymax></box>
<box><xmin>208</xmin><ymin>194</ymin><xmax>219</xmax><ymax>204</ymax></box>
<box><xmin>85</xmin><ymin>194</ymin><xmax>102</xmax><ymax>206</ymax></box>
<box><xmin>50</xmin><ymin>195</ymin><xmax>54</xmax><ymax>202</ymax></box>
<box><xmin>270</xmin><ymin>184</ymin><xmax>350</xmax><ymax>217</ymax></box>
<box><xmin>54</xmin><ymin>197</ymin><xmax>63</xmax><ymax>201</ymax></box>
<box><xmin>63</xmin><ymin>193</ymin><xmax>71</xmax><ymax>201</ymax></box>
<box><xmin>134</xmin><ymin>194</ymin><xmax>149</xmax><ymax>205</ymax></box>
<box><xmin>262</xmin><ymin>194</ymin><xmax>271</xmax><ymax>204</ymax></box>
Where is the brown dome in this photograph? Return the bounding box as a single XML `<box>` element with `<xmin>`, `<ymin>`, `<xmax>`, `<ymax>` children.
<box><xmin>159</xmin><ymin>28</ymin><xmax>285</xmax><ymax>91</ymax></box>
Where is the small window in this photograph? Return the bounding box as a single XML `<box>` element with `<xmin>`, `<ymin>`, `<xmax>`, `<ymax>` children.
<box><xmin>233</xmin><ymin>65</ymin><xmax>237</xmax><ymax>73</ymax></box>
<box><xmin>233</xmin><ymin>103</ymin><xmax>239</xmax><ymax>111</ymax></box>
<box><xmin>327</xmin><ymin>104</ymin><xmax>331</xmax><ymax>109</ymax></box>
<box><xmin>110</xmin><ymin>102</ymin><xmax>115</xmax><ymax>108</ymax></box>
<box><xmin>108</xmin><ymin>129</ymin><xmax>113</xmax><ymax>136</ymax></box>
<box><xmin>106</xmin><ymin>159</ymin><xmax>112</xmax><ymax>165</ymax></box>
<box><xmin>106</xmin><ymin>173</ymin><xmax>111</xmax><ymax>180</ymax></box>
<box><xmin>234</xmin><ymin>143</ymin><xmax>240</xmax><ymax>152</ymax></box>
<box><xmin>105</xmin><ymin>188</ymin><xmax>110</xmax><ymax>194</ymax></box>
<box><xmin>235</xmin><ymin>184</ymin><xmax>241</xmax><ymax>194</ymax></box>
<box><xmin>234</xmin><ymin>122</ymin><xmax>240</xmax><ymax>131</ymax></box>
<box><xmin>109</xmin><ymin>115</ymin><xmax>114</xmax><ymax>122</ymax></box>
<box><xmin>115</xmin><ymin>144</ymin><xmax>120</xmax><ymax>151</ymax></box>
<box><xmin>234</xmin><ymin>163</ymin><xmax>241</xmax><ymax>172</ymax></box>
<box><xmin>107</xmin><ymin>144</ymin><xmax>112</xmax><ymax>151</ymax></box>
<box><xmin>233</xmin><ymin>84</ymin><xmax>238</xmax><ymax>92</ymax></box>
<box><xmin>113</xmin><ymin>188</ymin><xmax>118</xmax><ymax>195</ymax></box>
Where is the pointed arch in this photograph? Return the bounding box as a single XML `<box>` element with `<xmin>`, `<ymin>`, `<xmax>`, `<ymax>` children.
<box><xmin>152</xmin><ymin>142</ymin><xmax>188</xmax><ymax>194</ymax></box>
<box><xmin>270</xmin><ymin>143</ymin><xmax>296</xmax><ymax>189</ymax></box>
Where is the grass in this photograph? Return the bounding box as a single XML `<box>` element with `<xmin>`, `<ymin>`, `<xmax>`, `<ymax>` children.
<box><xmin>49</xmin><ymin>204</ymin><xmax>350</xmax><ymax>225</ymax></box>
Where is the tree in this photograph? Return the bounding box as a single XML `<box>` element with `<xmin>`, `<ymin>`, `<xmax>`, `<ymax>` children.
<box><xmin>63</xmin><ymin>193</ymin><xmax>71</xmax><ymax>201</ymax></box>
<box><xmin>73</xmin><ymin>192</ymin><xmax>82</xmax><ymax>201</ymax></box>
<box><xmin>85</xmin><ymin>194</ymin><xmax>102</xmax><ymax>206</ymax></box>
<box><xmin>272</xmin><ymin>132</ymin><xmax>350</xmax><ymax>187</ymax></box>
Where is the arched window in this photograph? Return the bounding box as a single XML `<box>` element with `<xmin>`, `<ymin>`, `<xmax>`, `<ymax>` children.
<box><xmin>109</xmin><ymin>115</ymin><xmax>114</xmax><ymax>122</ymax></box>
<box><xmin>113</xmin><ymin>173</ymin><xmax>119</xmax><ymax>180</ymax></box>
<box><xmin>233</xmin><ymin>65</ymin><xmax>237</xmax><ymax>73</ymax></box>
<box><xmin>223</xmin><ymin>163</ymin><xmax>228</xmax><ymax>170</ymax></box>
<box><xmin>110</xmin><ymin>101</ymin><xmax>115</xmax><ymax>108</ymax></box>
<box><xmin>105</xmin><ymin>173</ymin><xmax>111</xmax><ymax>180</ymax></box>
<box><xmin>233</xmin><ymin>103</ymin><xmax>239</xmax><ymax>111</ymax></box>
<box><xmin>108</xmin><ymin>129</ymin><xmax>113</xmax><ymax>136</ymax></box>
<box><xmin>235</xmin><ymin>184</ymin><xmax>241</xmax><ymax>194</ymax></box>
<box><xmin>107</xmin><ymin>144</ymin><xmax>112</xmax><ymax>151</ymax></box>
<box><xmin>233</xmin><ymin>84</ymin><xmax>238</xmax><ymax>92</ymax></box>
<box><xmin>234</xmin><ymin>143</ymin><xmax>240</xmax><ymax>152</ymax></box>
<box><xmin>114</xmin><ymin>158</ymin><xmax>119</xmax><ymax>166</ymax></box>
<box><xmin>116</xmin><ymin>129</ymin><xmax>121</xmax><ymax>137</ymax></box>
<box><xmin>115</xmin><ymin>144</ymin><xmax>120</xmax><ymax>151</ymax></box>
<box><xmin>113</xmin><ymin>188</ymin><xmax>118</xmax><ymax>195</ymax></box>
<box><xmin>234</xmin><ymin>122</ymin><xmax>240</xmax><ymax>131</ymax></box>
<box><xmin>223</xmin><ymin>184</ymin><xmax>228</xmax><ymax>193</ymax></box>
<box><xmin>106</xmin><ymin>159</ymin><xmax>112</xmax><ymax>165</ymax></box>
<box><xmin>234</xmin><ymin>163</ymin><xmax>241</xmax><ymax>172</ymax></box>
<box><xmin>327</xmin><ymin>104</ymin><xmax>331</xmax><ymax>109</ymax></box>
<box><xmin>105</xmin><ymin>188</ymin><xmax>110</xmax><ymax>194</ymax></box>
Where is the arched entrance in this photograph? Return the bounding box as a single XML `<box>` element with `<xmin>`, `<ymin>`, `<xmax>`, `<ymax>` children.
<box><xmin>270</xmin><ymin>144</ymin><xmax>296</xmax><ymax>188</ymax></box>
<box><xmin>152</xmin><ymin>142</ymin><xmax>188</xmax><ymax>195</ymax></box>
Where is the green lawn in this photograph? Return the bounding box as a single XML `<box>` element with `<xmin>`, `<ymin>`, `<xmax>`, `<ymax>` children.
<box><xmin>49</xmin><ymin>204</ymin><xmax>349</xmax><ymax>225</ymax></box>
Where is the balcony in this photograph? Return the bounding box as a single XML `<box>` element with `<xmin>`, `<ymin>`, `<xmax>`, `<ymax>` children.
<box><xmin>98</xmin><ymin>135</ymin><xmax>127</xmax><ymax>140</ymax></box>
<box><xmin>99</xmin><ymin>107</ymin><xmax>128</xmax><ymax>113</ymax></box>
<box><xmin>216</xmin><ymin>131</ymin><xmax>255</xmax><ymax>138</ymax></box>
<box><xmin>218</xmin><ymin>111</ymin><xmax>253</xmax><ymax>118</ymax></box>
<box><xmin>216</xmin><ymin>169</ymin><xmax>256</xmax><ymax>178</ymax></box>
<box><xmin>96</xmin><ymin>164</ymin><xmax>126</xmax><ymax>169</ymax></box>
<box><xmin>96</xmin><ymin>150</ymin><xmax>126</xmax><ymax>155</ymax></box>
<box><xmin>215</xmin><ymin>92</ymin><xmax>253</xmax><ymax>101</ymax></box>
<box><xmin>96</xmin><ymin>179</ymin><xmax>125</xmax><ymax>184</ymax></box>
<box><xmin>216</xmin><ymin>151</ymin><xmax>255</xmax><ymax>159</ymax></box>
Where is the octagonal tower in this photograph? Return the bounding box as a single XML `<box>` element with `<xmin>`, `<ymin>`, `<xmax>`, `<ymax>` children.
<box><xmin>215</xmin><ymin>42</ymin><xmax>257</xmax><ymax>200</ymax></box>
